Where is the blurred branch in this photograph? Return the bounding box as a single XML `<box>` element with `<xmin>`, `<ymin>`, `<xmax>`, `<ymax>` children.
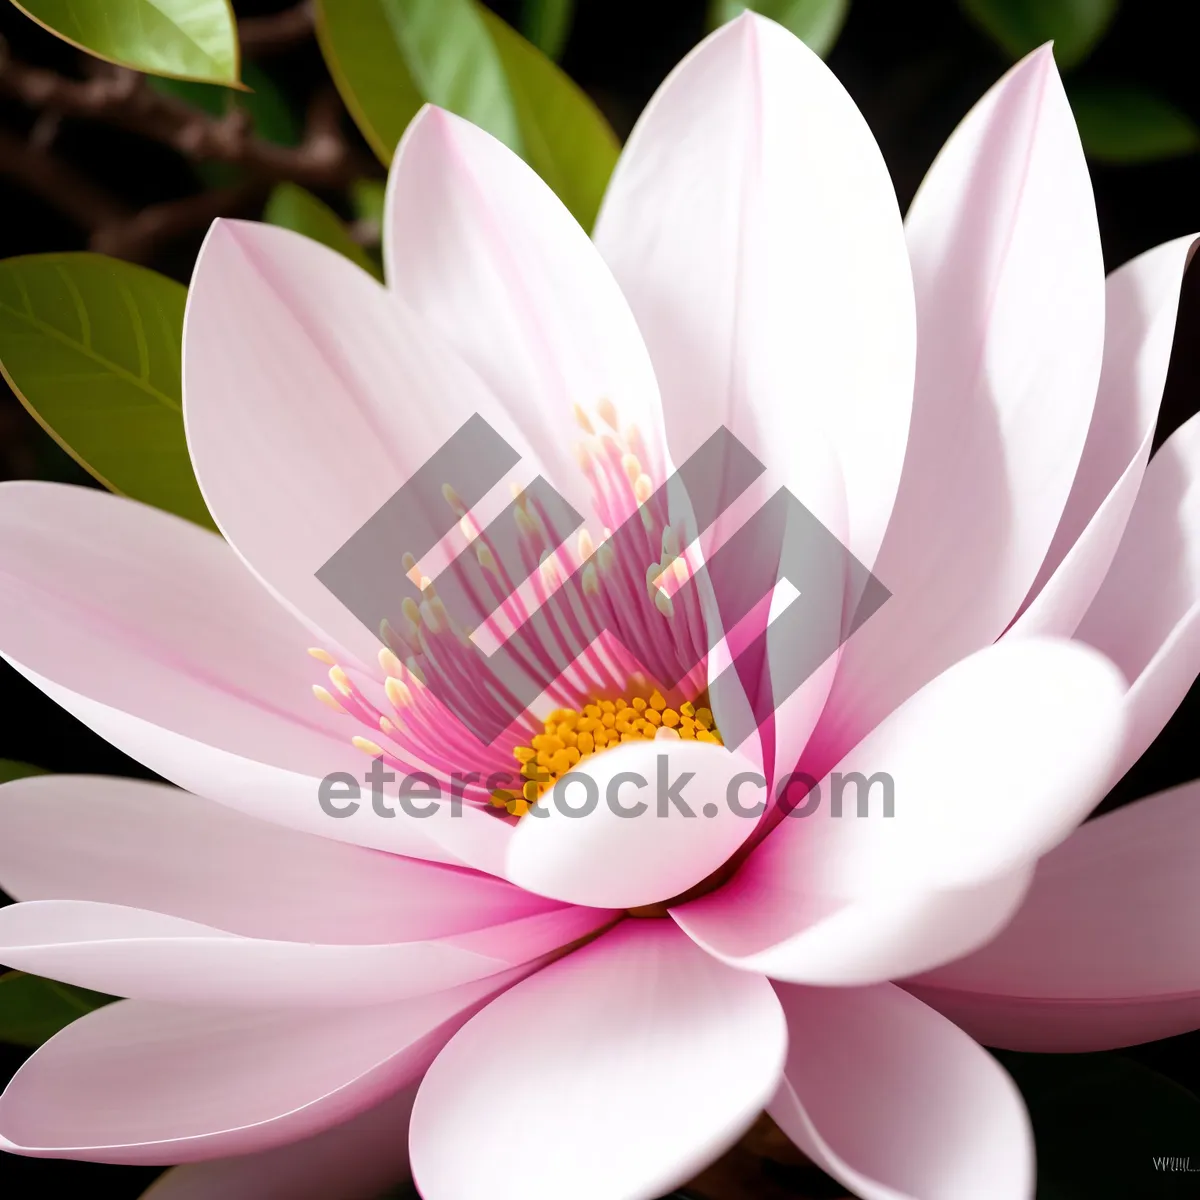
<box><xmin>90</xmin><ymin>178</ymin><xmax>268</xmax><ymax>261</ymax></box>
<box><xmin>0</xmin><ymin>46</ymin><xmax>365</xmax><ymax>188</ymax></box>
<box><xmin>239</xmin><ymin>1</ymin><xmax>316</xmax><ymax>57</ymax></box>
<box><xmin>0</xmin><ymin>126</ymin><xmax>130</xmax><ymax>228</ymax></box>
<box><xmin>0</xmin><ymin>27</ymin><xmax>377</xmax><ymax>263</ymax></box>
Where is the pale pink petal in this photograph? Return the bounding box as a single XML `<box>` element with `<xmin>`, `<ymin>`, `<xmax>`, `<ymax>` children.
<box><xmin>907</xmin><ymin>780</ymin><xmax>1200</xmax><ymax>1051</ymax></box>
<box><xmin>183</xmin><ymin>218</ymin><xmax>548</xmax><ymax>670</ymax></box>
<box><xmin>674</xmin><ymin>638</ymin><xmax>1124</xmax><ymax>983</ymax></box>
<box><xmin>675</xmin><ymin>869</ymin><xmax>1034</xmax><ymax>990</ymax></box>
<box><xmin>0</xmin><ymin>483</ymin><xmax>449</xmax><ymax>863</ymax></box>
<box><xmin>1076</xmin><ymin>411</ymin><xmax>1200</xmax><ymax>781</ymax></box>
<box><xmin>1012</xmin><ymin>235</ymin><xmax>1200</xmax><ymax>636</ymax></box>
<box><xmin>769</xmin><ymin>982</ymin><xmax>1033</xmax><ymax>1200</ymax></box>
<box><xmin>142</xmin><ymin>1084</ymin><xmax>417</xmax><ymax>1200</ymax></box>
<box><xmin>0</xmin><ymin>775</ymin><xmax>551</xmax><ymax>937</ymax></box>
<box><xmin>0</xmin><ymin>899</ymin><xmax>609</xmax><ymax>1007</ymax></box>
<box><xmin>0</xmin><ymin>970</ymin><xmax>523</xmax><ymax>1164</ymax></box>
<box><xmin>504</xmin><ymin>740</ymin><xmax>761</xmax><ymax>909</ymax></box>
<box><xmin>809</xmin><ymin>46</ymin><xmax>1105</xmax><ymax>774</ymax></box>
<box><xmin>385</xmin><ymin>106</ymin><xmax>666</xmax><ymax>519</ymax></box>
<box><xmin>410</xmin><ymin>921</ymin><xmax>786</xmax><ymax>1200</ymax></box>
<box><xmin>594</xmin><ymin>14</ymin><xmax>913</xmax><ymax>572</ymax></box>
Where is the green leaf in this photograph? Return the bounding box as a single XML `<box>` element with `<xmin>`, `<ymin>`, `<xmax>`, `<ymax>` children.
<box><xmin>708</xmin><ymin>0</ymin><xmax>851</xmax><ymax>58</ymax></box>
<box><xmin>958</xmin><ymin>0</ymin><xmax>1118</xmax><ymax>71</ymax></box>
<box><xmin>265</xmin><ymin>183</ymin><xmax>383</xmax><ymax>280</ymax></box>
<box><xmin>1071</xmin><ymin>84</ymin><xmax>1200</xmax><ymax>164</ymax></box>
<box><xmin>997</xmin><ymin>1050</ymin><xmax>1200</xmax><ymax>1198</ymax></box>
<box><xmin>350</xmin><ymin>179</ymin><xmax>388</xmax><ymax>229</ymax></box>
<box><xmin>0</xmin><ymin>972</ymin><xmax>115</xmax><ymax>1048</ymax></box>
<box><xmin>11</xmin><ymin>0</ymin><xmax>240</xmax><ymax>85</ymax></box>
<box><xmin>521</xmin><ymin>0</ymin><xmax>574</xmax><ymax>61</ymax></box>
<box><xmin>0</xmin><ymin>759</ymin><xmax>48</xmax><ymax>783</ymax></box>
<box><xmin>315</xmin><ymin>0</ymin><xmax>618</xmax><ymax>230</ymax></box>
<box><xmin>0</xmin><ymin>253</ymin><xmax>215</xmax><ymax>530</ymax></box>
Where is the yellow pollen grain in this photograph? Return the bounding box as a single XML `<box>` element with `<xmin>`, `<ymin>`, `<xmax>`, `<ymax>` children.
<box><xmin>504</xmin><ymin>687</ymin><xmax>722</xmax><ymax>813</ymax></box>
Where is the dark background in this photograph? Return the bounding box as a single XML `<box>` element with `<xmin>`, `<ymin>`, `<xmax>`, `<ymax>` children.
<box><xmin>1</xmin><ymin>0</ymin><xmax>1199</xmax><ymax>1195</ymax></box>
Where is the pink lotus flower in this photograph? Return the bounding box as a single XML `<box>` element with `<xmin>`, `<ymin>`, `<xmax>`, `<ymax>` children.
<box><xmin>0</xmin><ymin>14</ymin><xmax>1198</xmax><ymax>1200</ymax></box>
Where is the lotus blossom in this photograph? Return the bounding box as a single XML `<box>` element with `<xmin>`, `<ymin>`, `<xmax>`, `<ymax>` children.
<box><xmin>0</xmin><ymin>14</ymin><xmax>1198</xmax><ymax>1200</ymax></box>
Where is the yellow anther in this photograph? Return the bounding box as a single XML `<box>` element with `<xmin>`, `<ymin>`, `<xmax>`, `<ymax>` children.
<box><xmin>577</xmin><ymin>529</ymin><xmax>595</xmax><ymax>560</ymax></box>
<box><xmin>582</xmin><ymin>562</ymin><xmax>600</xmax><ymax>596</ymax></box>
<box><xmin>573</xmin><ymin>441</ymin><xmax>595</xmax><ymax>475</ymax></box>
<box><xmin>378</xmin><ymin>647</ymin><xmax>404</xmax><ymax>677</ymax></box>
<box><xmin>622</xmin><ymin>453</ymin><xmax>642</xmax><ymax>486</ymax></box>
<box><xmin>522</xmin><ymin>780</ymin><xmax>540</xmax><ymax>803</ymax></box>
<box><xmin>696</xmin><ymin>707</ymin><xmax>714</xmax><ymax>730</ymax></box>
<box><xmin>329</xmin><ymin>666</ymin><xmax>354</xmax><ymax>697</ymax></box>
<box><xmin>662</xmin><ymin>709</ymin><xmax>680</xmax><ymax>727</ymax></box>
<box><xmin>385</xmin><ymin>676</ymin><xmax>412</xmax><ymax>710</ymax></box>
<box><xmin>515</xmin><ymin>507</ymin><xmax>537</xmax><ymax>537</ymax></box>
<box><xmin>490</xmin><ymin>789</ymin><xmax>513</xmax><ymax>809</ymax></box>
<box><xmin>401</xmin><ymin>596</ymin><xmax>422</xmax><ymax>627</ymax></box>
<box><xmin>308</xmin><ymin>647</ymin><xmax>336</xmax><ymax>665</ymax></box>
<box><xmin>442</xmin><ymin>483</ymin><xmax>466</xmax><ymax>516</ymax></box>
<box><xmin>573</xmin><ymin>403</ymin><xmax>595</xmax><ymax>434</ymax></box>
<box><xmin>631</xmin><ymin>697</ymin><xmax>647</xmax><ymax>712</ymax></box>
<box><xmin>577</xmin><ymin>731</ymin><xmax>595</xmax><ymax>754</ymax></box>
<box><xmin>696</xmin><ymin>729</ymin><xmax>719</xmax><ymax>744</ymax></box>
<box><xmin>654</xmin><ymin>588</ymin><xmax>675</xmax><ymax>619</ymax></box>
<box><xmin>649</xmin><ymin>690</ymin><xmax>666</xmax><ymax>712</ymax></box>
<box><xmin>380</xmin><ymin>716</ymin><xmax>397</xmax><ymax>736</ymax></box>
<box><xmin>596</xmin><ymin>397</ymin><xmax>618</xmax><ymax>428</ymax></box>
<box><xmin>680</xmin><ymin>701</ymin><xmax>696</xmax><ymax>718</ymax></box>
<box><xmin>477</xmin><ymin>543</ymin><xmax>497</xmax><ymax>572</ymax></box>
<box><xmin>634</xmin><ymin>474</ymin><xmax>653</xmax><ymax>504</ymax></box>
<box><xmin>352</xmin><ymin>736</ymin><xmax>384</xmax><ymax>756</ymax></box>
<box><xmin>645</xmin><ymin>709</ymin><xmax>662</xmax><ymax>726</ymax></box>
<box><xmin>312</xmin><ymin>684</ymin><xmax>345</xmax><ymax>714</ymax></box>
<box><xmin>513</xmin><ymin>746</ymin><xmax>537</xmax><ymax>762</ymax></box>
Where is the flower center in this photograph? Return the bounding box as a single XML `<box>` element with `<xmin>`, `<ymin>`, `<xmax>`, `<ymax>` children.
<box><xmin>307</xmin><ymin>399</ymin><xmax>720</xmax><ymax>821</ymax></box>
<box><xmin>492</xmin><ymin>691</ymin><xmax>723</xmax><ymax>816</ymax></box>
